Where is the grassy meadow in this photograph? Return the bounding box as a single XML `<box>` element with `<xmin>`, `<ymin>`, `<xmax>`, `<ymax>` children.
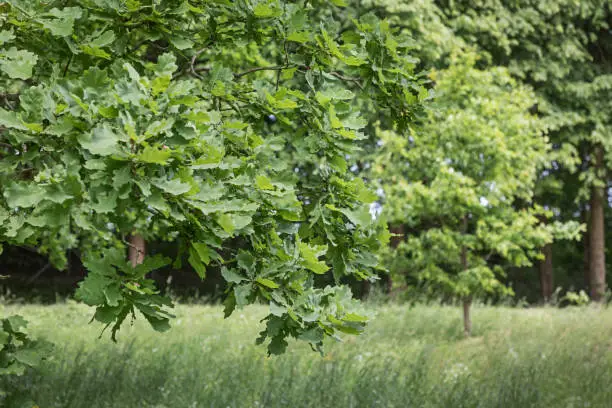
<box><xmin>2</xmin><ymin>302</ymin><xmax>612</xmax><ymax>407</ymax></box>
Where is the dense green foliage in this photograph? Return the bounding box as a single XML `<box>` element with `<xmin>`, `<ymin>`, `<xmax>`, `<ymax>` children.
<box><xmin>0</xmin><ymin>0</ymin><xmax>611</xmax><ymax>404</ymax></box>
<box><xmin>438</xmin><ymin>0</ymin><xmax>611</xmax><ymax>188</ymax></box>
<box><xmin>3</xmin><ymin>303</ymin><xmax>612</xmax><ymax>407</ymax></box>
<box><xmin>0</xmin><ymin>314</ymin><xmax>51</xmax><ymax>376</ymax></box>
<box><xmin>360</xmin><ymin>0</ymin><xmax>610</xmax><ymax>307</ymax></box>
<box><xmin>0</xmin><ymin>314</ymin><xmax>52</xmax><ymax>407</ymax></box>
<box><xmin>435</xmin><ymin>0</ymin><xmax>612</xmax><ymax>298</ymax></box>
<box><xmin>0</xmin><ymin>0</ymin><xmax>430</xmax><ymax>356</ymax></box>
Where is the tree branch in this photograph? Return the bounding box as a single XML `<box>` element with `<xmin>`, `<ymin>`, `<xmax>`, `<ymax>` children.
<box><xmin>234</xmin><ymin>64</ymin><xmax>295</xmax><ymax>79</ymax></box>
<box><xmin>180</xmin><ymin>60</ymin><xmax>364</xmax><ymax>93</ymax></box>
<box><xmin>26</xmin><ymin>262</ymin><xmax>52</xmax><ymax>284</ymax></box>
<box><xmin>62</xmin><ymin>55</ymin><xmax>72</xmax><ymax>77</ymax></box>
<box><xmin>190</xmin><ymin>48</ymin><xmax>209</xmax><ymax>80</ymax></box>
<box><xmin>330</xmin><ymin>71</ymin><xmax>364</xmax><ymax>90</ymax></box>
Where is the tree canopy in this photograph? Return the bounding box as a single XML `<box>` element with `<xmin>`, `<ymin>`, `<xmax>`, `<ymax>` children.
<box><xmin>0</xmin><ymin>0</ymin><xmax>430</xmax><ymax>354</ymax></box>
<box><xmin>435</xmin><ymin>0</ymin><xmax>612</xmax><ymax>300</ymax></box>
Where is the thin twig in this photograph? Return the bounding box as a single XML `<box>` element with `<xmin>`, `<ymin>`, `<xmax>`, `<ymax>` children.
<box><xmin>122</xmin><ymin>238</ymin><xmax>145</xmax><ymax>255</ymax></box>
<box><xmin>0</xmin><ymin>92</ymin><xmax>19</xmax><ymax>109</ymax></box>
<box><xmin>62</xmin><ymin>55</ymin><xmax>73</xmax><ymax>77</ymax></box>
<box><xmin>330</xmin><ymin>71</ymin><xmax>364</xmax><ymax>89</ymax></box>
<box><xmin>128</xmin><ymin>39</ymin><xmax>149</xmax><ymax>55</ymax></box>
<box><xmin>0</xmin><ymin>92</ymin><xmax>19</xmax><ymax>98</ymax></box>
<box><xmin>234</xmin><ymin>65</ymin><xmax>294</xmax><ymax>79</ymax></box>
<box><xmin>27</xmin><ymin>263</ymin><xmax>51</xmax><ymax>284</ymax></box>
<box><xmin>190</xmin><ymin>48</ymin><xmax>208</xmax><ymax>79</ymax></box>
<box><xmin>283</xmin><ymin>41</ymin><xmax>289</xmax><ymax>66</ymax></box>
<box><xmin>181</xmin><ymin>60</ymin><xmax>362</xmax><ymax>92</ymax></box>
<box><xmin>2</xmin><ymin>95</ymin><xmax>15</xmax><ymax>109</ymax></box>
<box><xmin>194</xmin><ymin>66</ymin><xmax>211</xmax><ymax>73</ymax></box>
<box><xmin>219</xmin><ymin>103</ymin><xmax>248</xmax><ymax>112</ymax></box>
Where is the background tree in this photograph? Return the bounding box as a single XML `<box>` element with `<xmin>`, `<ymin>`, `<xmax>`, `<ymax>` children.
<box><xmin>375</xmin><ymin>53</ymin><xmax>552</xmax><ymax>335</ymax></box>
<box><xmin>435</xmin><ymin>0</ymin><xmax>612</xmax><ymax>302</ymax></box>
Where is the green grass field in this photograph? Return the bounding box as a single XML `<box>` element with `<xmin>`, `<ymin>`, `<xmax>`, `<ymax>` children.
<box><xmin>2</xmin><ymin>302</ymin><xmax>612</xmax><ymax>407</ymax></box>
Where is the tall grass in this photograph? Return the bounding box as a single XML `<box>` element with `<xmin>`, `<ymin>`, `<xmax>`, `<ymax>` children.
<box><xmin>2</xmin><ymin>302</ymin><xmax>612</xmax><ymax>407</ymax></box>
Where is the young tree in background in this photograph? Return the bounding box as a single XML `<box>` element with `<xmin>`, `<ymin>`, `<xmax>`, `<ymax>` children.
<box><xmin>376</xmin><ymin>53</ymin><xmax>552</xmax><ymax>335</ymax></box>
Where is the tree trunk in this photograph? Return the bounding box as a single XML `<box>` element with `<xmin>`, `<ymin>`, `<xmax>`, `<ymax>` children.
<box><xmin>462</xmin><ymin>297</ymin><xmax>472</xmax><ymax>337</ymax></box>
<box><xmin>129</xmin><ymin>234</ymin><xmax>146</xmax><ymax>267</ymax></box>
<box><xmin>461</xmin><ymin>215</ymin><xmax>471</xmax><ymax>336</ymax></box>
<box><xmin>384</xmin><ymin>272</ymin><xmax>393</xmax><ymax>294</ymax></box>
<box><xmin>589</xmin><ymin>147</ymin><xmax>606</xmax><ymax>302</ymax></box>
<box><xmin>582</xmin><ymin>208</ymin><xmax>590</xmax><ymax>290</ymax></box>
<box><xmin>389</xmin><ymin>224</ymin><xmax>405</xmax><ymax>248</ymax></box>
<box><xmin>361</xmin><ymin>280</ymin><xmax>371</xmax><ymax>299</ymax></box>
<box><xmin>539</xmin><ymin>243</ymin><xmax>554</xmax><ymax>302</ymax></box>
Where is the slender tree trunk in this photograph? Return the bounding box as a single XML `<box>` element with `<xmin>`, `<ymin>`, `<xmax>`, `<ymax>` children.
<box><xmin>389</xmin><ymin>224</ymin><xmax>405</xmax><ymax>248</ymax></box>
<box><xmin>462</xmin><ymin>297</ymin><xmax>472</xmax><ymax>337</ymax></box>
<box><xmin>589</xmin><ymin>147</ymin><xmax>607</xmax><ymax>302</ymax></box>
<box><xmin>129</xmin><ymin>234</ymin><xmax>146</xmax><ymax>267</ymax></box>
<box><xmin>460</xmin><ymin>216</ymin><xmax>472</xmax><ymax>337</ymax></box>
<box><xmin>384</xmin><ymin>272</ymin><xmax>393</xmax><ymax>294</ymax></box>
<box><xmin>361</xmin><ymin>280</ymin><xmax>371</xmax><ymax>299</ymax></box>
<box><xmin>582</xmin><ymin>208</ymin><xmax>590</xmax><ymax>290</ymax></box>
<box><xmin>539</xmin><ymin>243</ymin><xmax>554</xmax><ymax>302</ymax></box>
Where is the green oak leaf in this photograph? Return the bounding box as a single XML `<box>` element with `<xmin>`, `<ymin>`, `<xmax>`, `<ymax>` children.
<box><xmin>255</xmin><ymin>175</ymin><xmax>274</xmax><ymax>190</ymax></box>
<box><xmin>221</xmin><ymin>267</ymin><xmax>246</xmax><ymax>283</ymax></box>
<box><xmin>78</xmin><ymin>124</ymin><xmax>122</xmax><ymax>156</ymax></box>
<box><xmin>137</xmin><ymin>145</ymin><xmax>172</xmax><ymax>164</ymax></box>
<box><xmin>153</xmin><ymin>178</ymin><xmax>192</xmax><ymax>195</ymax></box>
<box><xmin>234</xmin><ymin>284</ymin><xmax>253</xmax><ymax>307</ymax></box>
<box><xmin>299</xmin><ymin>242</ymin><xmax>330</xmax><ymax>274</ymax></box>
<box><xmin>256</xmin><ymin>277</ymin><xmax>279</xmax><ymax>289</ymax></box>
<box><xmin>0</xmin><ymin>29</ymin><xmax>15</xmax><ymax>45</ymax></box>
<box><xmin>188</xmin><ymin>248</ymin><xmax>207</xmax><ymax>279</ymax></box>
<box><xmin>253</xmin><ymin>3</ymin><xmax>282</xmax><ymax>18</ymax></box>
<box><xmin>0</xmin><ymin>47</ymin><xmax>38</xmax><ymax>79</ymax></box>
<box><xmin>4</xmin><ymin>183</ymin><xmax>46</xmax><ymax>208</ymax></box>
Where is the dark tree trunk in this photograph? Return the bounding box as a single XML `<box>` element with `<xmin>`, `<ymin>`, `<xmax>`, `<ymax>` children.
<box><xmin>589</xmin><ymin>147</ymin><xmax>607</xmax><ymax>302</ymax></box>
<box><xmin>389</xmin><ymin>224</ymin><xmax>405</xmax><ymax>248</ymax></box>
<box><xmin>582</xmin><ymin>208</ymin><xmax>591</xmax><ymax>290</ymax></box>
<box><xmin>539</xmin><ymin>243</ymin><xmax>554</xmax><ymax>302</ymax></box>
<box><xmin>384</xmin><ymin>272</ymin><xmax>393</xmax><ymax>294</ymax></box>
<box><xmin>462</xmin><ymin>297</ymin><xmax>472</xmax><ymax>337</ymax></box>
<box><xmin>362</xmin><ymin>280</ymin><xmax>371</xmax><ymax>299</ymax></box>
